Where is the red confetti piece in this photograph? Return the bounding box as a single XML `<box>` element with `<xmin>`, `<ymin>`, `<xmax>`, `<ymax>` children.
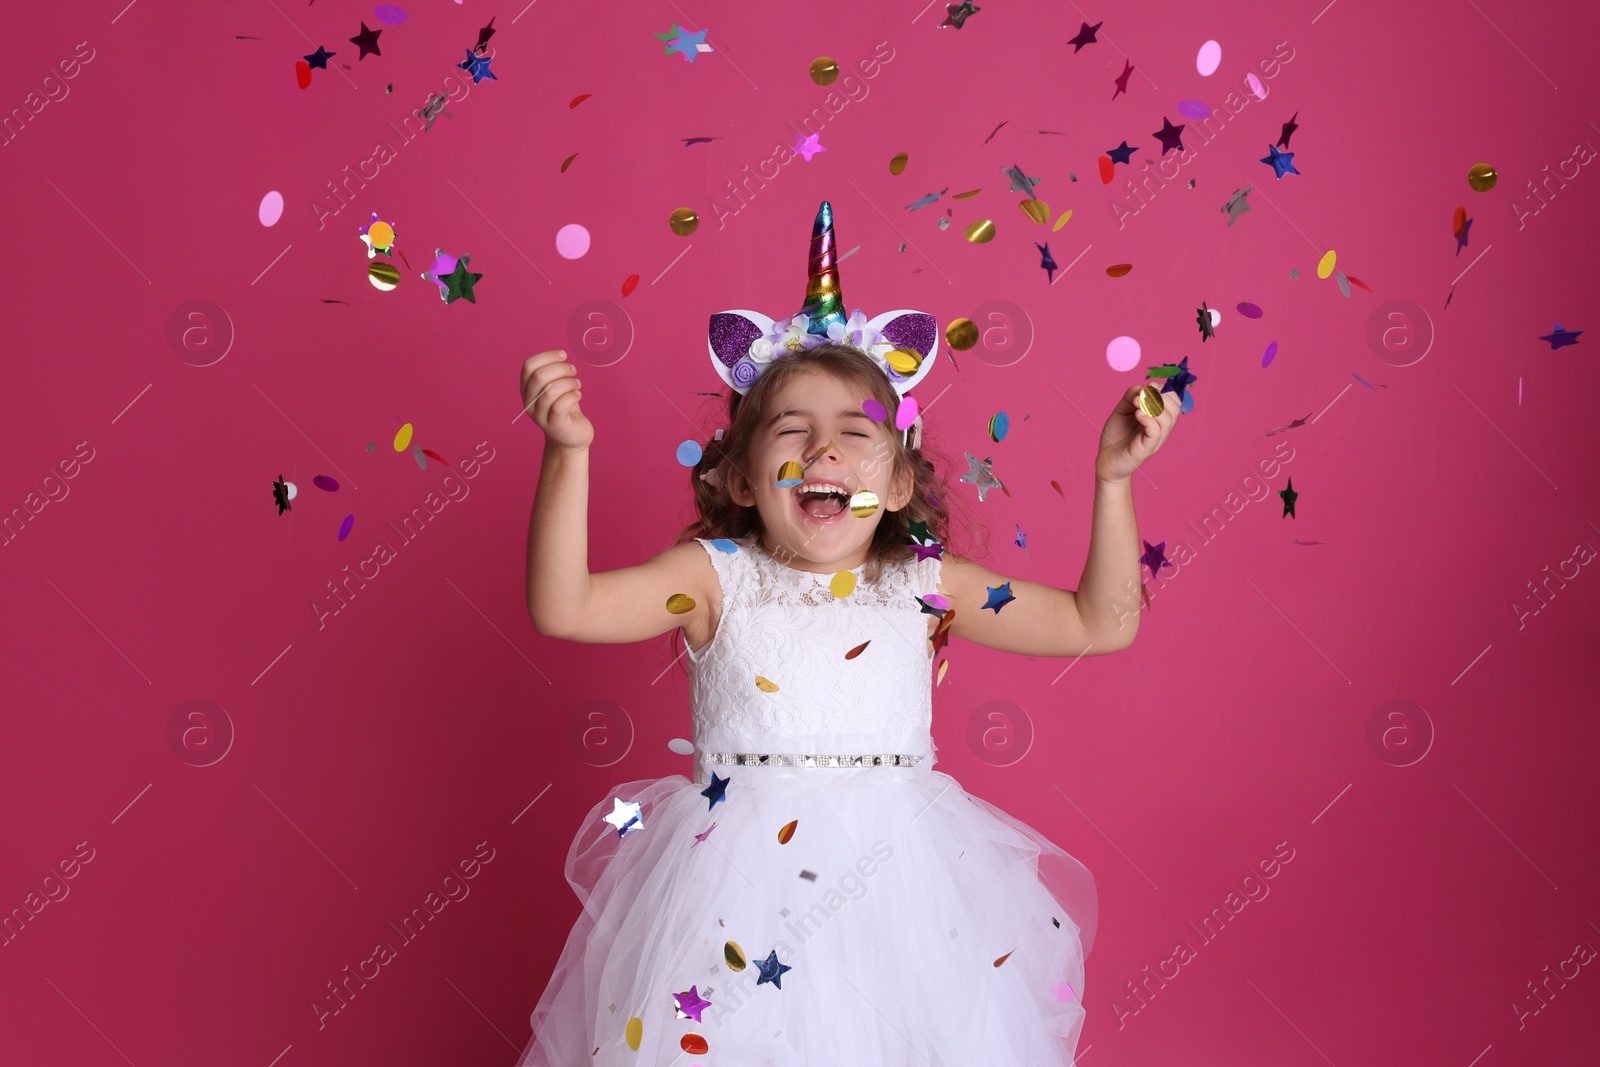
<box><xmin>1346</xmin><ymin>275</ymin><xmax>1373</xmax><ymax>293</ymax></box>
<box><xmin>621</xmin><ymin>273</ymin><xmax>639</xmax><ymax>297</ymax></box>
<box><xmin>680</xmin><ymin>1034</ymin><xmax>708</xmax><ymax>1055</ymax></box>
<box><xmin>1050</xmin><ymin>479</ymin><xmax>1064</xmax><ymax>498</ymax></box>
<box><xmin>568</xmin><ymin>93</ymin><xmax>591</xmax><ymax>108</ymax></box>
<box><xmin>993</xmin><ymin>950</ymin><xmax>1014</xmax><ymax>967</ymax></box>
<box><xmin>295</xmin><ymin>60</ymin><xmax>312</xmax><ymax>89</ymax></box>
<box><xmin>422</xmin><ymin>448</ymin><xmax>448</xmax><ymax>466</ymax></box>
<box><xmin>845</xmin><ymin>640</ymin><xmax>871</xmax><ymax>660</ymax></box>
<box><xmin>560</xmin><ymin>153</ymin><xmax>578</xmax><ymax>173</ymax></box>
<box><xmin>1097</xmin><ymin>155</ymin><xmax>1115</xmax><ymax>184</ymax></box>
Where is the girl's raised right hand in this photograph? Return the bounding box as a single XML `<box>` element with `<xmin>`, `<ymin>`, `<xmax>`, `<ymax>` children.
<box><xmin>521</xmin><ymin>349</ymin><xmax>593</xmax><ymax>452</ymax></box>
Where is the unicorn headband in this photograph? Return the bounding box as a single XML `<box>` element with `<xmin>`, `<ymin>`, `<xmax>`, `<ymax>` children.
<box><xmin>706</xmin><ymin>200</ymin><xmax>939</xmax><ymax>450</ymax></box>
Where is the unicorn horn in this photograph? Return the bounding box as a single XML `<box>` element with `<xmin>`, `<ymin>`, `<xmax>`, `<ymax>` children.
<box><xmin>800</xmin><ymin>200</ymin><xmax>847</xmax><ymax>337</ymax></box>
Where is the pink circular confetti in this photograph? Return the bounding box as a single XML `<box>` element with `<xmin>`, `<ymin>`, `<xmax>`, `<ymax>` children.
<box><xmin>1261</xmin><ymin>341</ymin><xmax>1279</xmax><ymax>368</ymax></box>
<box><xmin>862</xmin><ymin>398</ymin><xmax>887</xmax><ymax>422</ymax></box>
<box><xmin>1245</xmin><ymin>72</ymin><xmax>1267</xmax><ymax>100</ymax></box>
<box><xmin>338</xmin><ymin>514</ymin><xmax>355</xmax><ymax>541</ymax></box>
<box><xmin>1106</xmin><ymin>335</ymin><xmax>1141</xmax><ymax>372</ymax></box>
<box><xmin>374</xmin><ymin>4</ymin><xmax>407</xmax><ymax>24</ymax></box>
<box><xmin>1196</xmin><ymin>40</ymin><xmax>1222</xmax><ymax>77</ymax></box>
<box><xmin>1177</xmin><ymin>99</ymin><xmax>1211</xmax><ymax>120</ymax></box>
<box><xmin>1051</xmin><ymin>980</ymin><xmax>1077</xmax><ymax>1003</ymax></box>
<box><xmin>1236</xmin><ymin>302</ymin><xmax>1263</xmax><ymax>318</ymax></box>
<box><xmin>555</xmin><ymin>224</ymin><xmax>591</xmax><ymax>259</ymax></box>
<box><xmin>258</xmin><ymin>190</ymin><xmax>284</xmax><ymax>227</ymax></box>
<box><xmin>894</xmin><ymin>395</ymin><xmax>919</xmax><ymax>430</ymax></box>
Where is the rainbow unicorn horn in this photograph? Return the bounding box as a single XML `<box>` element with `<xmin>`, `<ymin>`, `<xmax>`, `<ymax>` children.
<box><xmin>800</xmin><ymin>200</ymin><xmax>847</xmax><ymax>338</ymax></box>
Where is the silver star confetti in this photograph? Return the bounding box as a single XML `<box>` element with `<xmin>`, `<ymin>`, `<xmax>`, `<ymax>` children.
<box><xmin>959</xmin><ymin>452</ymin><xmax>1004</xmax><ymax>502</ymax></box>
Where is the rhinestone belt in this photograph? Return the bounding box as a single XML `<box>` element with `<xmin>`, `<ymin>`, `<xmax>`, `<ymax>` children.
<box><xmin>704</xmin><ymin>752</ymin><xmax>923</xmax><ymax>769</ymax></box>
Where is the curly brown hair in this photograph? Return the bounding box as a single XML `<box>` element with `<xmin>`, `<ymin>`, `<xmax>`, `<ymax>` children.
<box><xmin>671</xmin><ymin>342</ymin><xmax>983</xmax><ymax>584</ymax></box>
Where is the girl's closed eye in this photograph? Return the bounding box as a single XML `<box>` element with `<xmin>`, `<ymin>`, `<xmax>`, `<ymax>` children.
<box><xmin>779</xmin><ymin>429</ymin><xmax>871</xmax><ymax>437</ymax></box>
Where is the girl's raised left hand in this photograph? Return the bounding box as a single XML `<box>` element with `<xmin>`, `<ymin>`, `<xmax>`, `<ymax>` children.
<box><xmin>1095</xmin><ymin>378</ymin><xmax>1182</xmax><ymax>483</ymax></box>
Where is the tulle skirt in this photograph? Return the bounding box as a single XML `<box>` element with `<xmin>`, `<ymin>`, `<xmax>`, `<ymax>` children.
<box><xmin>516</xmin><ymin>764</ymin><xmax>1097</xmax><ymax>1066</ymax></box>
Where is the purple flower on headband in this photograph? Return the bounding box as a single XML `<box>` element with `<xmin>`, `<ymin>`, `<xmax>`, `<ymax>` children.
<box><xmin>763</xmin><ymin>314</ymin><xmax>826</xmax><ymax>357</ymax></box>
<box><xmin>827</xmin><ymin>309</ymin><xmax>883</xmax><ymax>353</ymax></box>
<box><xmin>731</xmin><ymin>357</ymin><xmax>760</xmax><ymax>388</ymax></box>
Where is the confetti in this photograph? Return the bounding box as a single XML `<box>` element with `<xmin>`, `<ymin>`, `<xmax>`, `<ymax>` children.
<box><xmin>1237</xmin><ymin>301</ymin><xmax>1263</xmax><ymax>318</ymax></box>
<box><xmin>568</xmin><ymin>93</ymin><xmax>590</xmax><ymax>108</ymax></box>
<box><xmin>1106</xmin><ymin>263</ymin><xmax>1132</xmax><ymax>277</ymax></box>
<box><xmin>622</xmin><ymin>273</ymin><xmax>639</xmax><ymax>296</ymax></box>
<box><xmin>560</xmin><ymin>153</ymin><xmax>578</xmax><ymax>173</ymax></box>
<box><xmin>1467</xmin><ymin>163</ymin><xmax>1497</xmax><ymax>192</ymax></box>
<box><xmin>555</xmin><ymin>224</ymin><xmax>590</xmax><ymax>259</ymax></box>
<box><xmin>845</xmin><ymin>640</ymin><xmax>871</xmax><ymax>660</ymax></box>
<box><xmin>809</xmin><ymin>57</ymin><xmax>839</xmax><ymax>84</ymax></box>
<box><xmin>666</xmin><ymin>593</ymin><xmax>696</xmax><ymax>614</ymax></box>
<box><xmin>778</xmin><ymin>820</ymin><xmax>798</xmax><ymax>844</ymax></box>
<box><xmin>258</xmin><ymin>191</ymin><xmax>284</xmax><ymax>227</ymax></box>
<box><xmin>1539</xmin><ymin>324</ymin><xmax>1582</xmax><ymax>349</ymax></box>
<box><xmin>368</xmin><ymin>261</ymin><xmax>399</xmax><ymax>290</ymax></box>
<box><xmin>1262</xmin><ymin>144</ymin><xmax>1298</xmax><ymax>179</ymax></box>
<box><xmin>669</xmin><ymin>207</ymin><xmax>699</xmax><ymax>236</ymax></box>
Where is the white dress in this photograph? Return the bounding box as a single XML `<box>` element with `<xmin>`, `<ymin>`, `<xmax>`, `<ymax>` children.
<box><xmin>516</xmin><ymin>533</ymin><xmax>1098</xmax><ymax>1066</ymax></box>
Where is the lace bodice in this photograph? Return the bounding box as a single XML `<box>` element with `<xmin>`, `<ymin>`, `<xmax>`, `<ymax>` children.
<box><xmin>686</xmin><ymin>534</ymin><xmax>942</xmax><ymax>781</ymax></box>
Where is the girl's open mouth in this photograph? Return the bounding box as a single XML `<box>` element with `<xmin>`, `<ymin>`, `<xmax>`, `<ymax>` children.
<box><xmin>794</xmin><ymin>487</ymin><xmax>850</xmax><ymax>524</ymax></box>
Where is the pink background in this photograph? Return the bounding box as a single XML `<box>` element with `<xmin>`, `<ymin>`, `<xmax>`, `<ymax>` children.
<box><xmin>4</xmin><ymin>0</ymin><xmax>1598</xmax><ymax>1064</ymax></box>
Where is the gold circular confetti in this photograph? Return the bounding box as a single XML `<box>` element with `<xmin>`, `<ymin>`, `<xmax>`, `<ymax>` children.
<box><xmin>829</xmin><ymin>570</ymin><xmax>857</xmax><ymax>598</ymax></box>
<box><xmin>889</xmin><ymin>152</ymin><xmax>908</xmax><ymax>175</ymax></box>
<box><xmin>945</xmin><ymin>318</ymin><xmax>978</xmax><ymax>350</ymax></box>
<box><xmin>1136</xmin><ymin>385</ymin><xmax>1164</xmax><ymax>418</ymax></box>
<box><xmin>1052</xmin><ymin>209</ymin><xmax>1073</xmax><ymax>231</ymax></box>
<box><xmin>666</xmin><ymin>593</ymin><xmax>696</xmax><ymax>615</ymax></box>
<box><xmin>963</xmin><ymin>219</ymin><xmax>996</xmax><ymax>243</ymax></box>
<box><xmin>625</xmin><ymin>1017</ymin><xmax>643</xmax><ymax>1051</ymax></box>
<box><xmin>1316</xmin><ymin>249</ymin><xmax>1337</xmax><ymax>279</ymax></box>
<box><xmin>393</xmin><ymin>423</ymin><xmax>413</xmax><ymax>452</ymax></box>
<box><xmin>1467</xmin><ymin>163</ymin><xmax>1498</xmax><ymax>192</ymax></box>
<box><xmin>368</xmin><ymin>261</ymin><xmax>400</xmax><ymax>290</ymax></box>
<box><xmin>848</xmin><ymin>489</ymin><xmax>879</xmax><ymax>518</ymax></box>
<box><xmin>668</xmin><ymin>207</ymin><xmax>699</xmax><ymax>236</ymax></box>
<box><xmin>1019</xmin><ymin>199</ymin><xmax>1049</xmax><ymax>224</ymax></box>
<box><xmin>724</xmin><ymin>941</ymin><xmax>747</xmax><ymax>970</ymax></box>
<box><xmin>809</xmin><ymin>57</ymin><xmax>839</xmax><ymax>85</ymax></box>
<box><xmin>1106</xmin><ymin>263</ymin><xmax>1133</xmax><ymax>277</ymax></box>
<box><xmin>776</xmin><ymin>459</ymin><xmax>804</xmax><ymax>486</ymax></box>
<box><xmin>755</xmin><ymin>675</ymin><xmax>779</xmax><ymax>693</ymax></box>
<box><xmin>778</xmin><ymin>819</ymin><xmax>798</xmax><ymax>844</ymax></box>
<box><xmin>952</xmin><ymin>189</ymin><xmax>982</xmax><ymax>200</ymax></box>
<box><xmin>886</xmin><ymin>348</ymin><xmax>921</xmax><ymax>375</ymax></box>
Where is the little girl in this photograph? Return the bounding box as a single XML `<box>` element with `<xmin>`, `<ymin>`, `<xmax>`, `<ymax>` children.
<box><xmin>517</xmin><ymin>201</ymin><xmax>1180</xmax><ymax>1065</ymax></box>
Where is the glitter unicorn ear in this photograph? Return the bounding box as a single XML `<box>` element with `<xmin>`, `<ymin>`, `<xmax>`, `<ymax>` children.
<box><xmin>706</xmin><ymin>200</ymin><xmax>940</xmax><ymax>397</ymax></box>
